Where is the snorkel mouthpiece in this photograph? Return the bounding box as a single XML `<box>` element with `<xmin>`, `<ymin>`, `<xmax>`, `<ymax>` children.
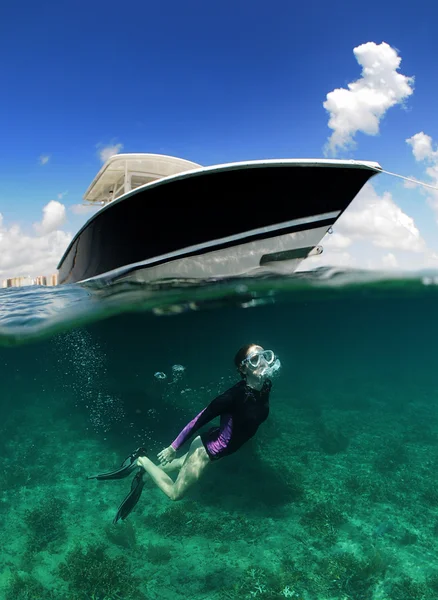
<box><xmin>260</xmin><ymin>358</ymin><xmax>281</xmax><ymax>379</ymax></box>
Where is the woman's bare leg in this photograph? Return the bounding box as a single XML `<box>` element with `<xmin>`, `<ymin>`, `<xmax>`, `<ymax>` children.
<box><xmin>159</xmin><ymin>452</ymin><xmax>188</xmax><ymax>473</ymax></box>
<box><xmin>137</xmin><ymin>436</ymin><xmax>210</xmax><ymax>501</ymax></box>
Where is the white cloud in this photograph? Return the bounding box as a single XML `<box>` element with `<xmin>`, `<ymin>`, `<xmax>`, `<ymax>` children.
<box><xmin>301</xmin><ymin>183</ymin><xmax>437</xmax><ymax>271</ymax></box>
<box><xmin>323</xmin><ymin>42</ymin><xmax>414</xmax><ymax>154</ymax></box>
<box><xmin>324</xmin><ymin>231</ymin><xmax>352</xmax><ymax>250</ymax></box>
<box><xmin>335</xmin><ymin>184</ymin><xmax>425</xmax><ymax>252</ymax></box>
<box><xmin>406</xmin><ymin>132</ymin><xmax>437</xmax><ymax>162</ymax></box>
<box><xmin>70</xmin><ymin>203</ymin><xmax>100</xmax><ymax>215</ymax></box>
<box><xmin>406</xmin><ymin>131</ymin><xmax>438</xmax><ymax>221</ymax></box>
<box><xmin>382</xmin><ymin>252</ymin><xmax>398</xmax><ymax>268</ymax></box>
<box><xmin>0</xmin><ymin>210</ymin><xmax>72</xmax><ymax>279</ymax></box>
<box><xmin>33</xmin><ymin>200</ymin><xmax>67</xmax><ymax>236</ymax></box>
<box><xmin>39</xmin><ymin>154</ymin><xmax>50</xmax><ymax>165</ymax></box>
<box><xmin>403</xmin><ymin>178</ymin><xmax>420</xmax><ymax>189</ymax></box>
<box><xmin>97</xmin><ymin>143</ymin><xmax>123</xmax><ymax>163</ymax></box>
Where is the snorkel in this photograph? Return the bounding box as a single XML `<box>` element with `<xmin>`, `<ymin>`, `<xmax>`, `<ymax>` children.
<box><xmin>242</xmin><ymin>348</ymin><xmax>281</xmax><ymax>388</ymax></box>
<box><xmin>259</xmin><ymin>357</ymin><xmax>281</xmax><ymax>379</ymax></box>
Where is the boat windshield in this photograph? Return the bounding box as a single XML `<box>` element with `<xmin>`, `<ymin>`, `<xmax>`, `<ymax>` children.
<box><xmin>83</xmin><ymin>154</ymin><xmax>201</xmax><ymax>205</ymax></box>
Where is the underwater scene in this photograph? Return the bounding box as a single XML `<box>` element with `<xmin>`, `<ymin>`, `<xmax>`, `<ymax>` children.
<box><xmin>1</xmin><ymin>269</ymin><xmax>438</xmax><ymax>600</ymax></box>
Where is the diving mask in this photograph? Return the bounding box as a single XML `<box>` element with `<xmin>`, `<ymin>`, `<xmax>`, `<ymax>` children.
<box><xmin>241</xmin><ymin>349</ymin><xmax>275</xmax><ymax>369</ymax></box>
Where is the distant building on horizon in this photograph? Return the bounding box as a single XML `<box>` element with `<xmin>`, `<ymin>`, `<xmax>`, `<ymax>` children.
<box><xmin>3</xmin><ymin>276</ymin><xmax>33</xmax><ymax>288</ymax></box>
<box><xmin>34</xmin><ymin>275</ymin><xmax>48</xmax><ymax>286</ymax></box>
<box><xmin>1</xmin><ymin>272</ymin><xmax>59</xmax><ymax>288</ymax></box>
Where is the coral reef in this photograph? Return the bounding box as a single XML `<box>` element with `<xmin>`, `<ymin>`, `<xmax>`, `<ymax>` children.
<box><xmin>3</xmin><ymin>295</ymin><xmax>438</xmax><ymax>600</ymax></box>
<box><xmin>57</xmin><ymin>542</ymin><xmax>145</xmax><ymax>599</ymax></box>
<box><xmin>5</xmin><ymin>573</ymin><xmax>60</xmax><ymax>600</ymax></box>
<box><xmin>23</xmin><ymin>496</ymin><xmax>67</xmax><ymax>553</ymax></box>
<box><xmin>144</xmin><ymin>541</ymin><xmax>173</xmax><ymax>564</ymax></box>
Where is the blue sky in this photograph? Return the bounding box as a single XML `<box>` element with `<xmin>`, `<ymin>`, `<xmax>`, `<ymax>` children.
<box><xmin>1</xmin><ymin>0</ymin><xmax>438</xmax><ymax>278</ymax></box>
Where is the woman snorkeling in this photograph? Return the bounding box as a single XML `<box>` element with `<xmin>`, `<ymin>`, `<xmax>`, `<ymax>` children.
<box><xmin>88</xmin><ymin>343</ymin><xmax>280</xmax><ymax>523</ymax></box>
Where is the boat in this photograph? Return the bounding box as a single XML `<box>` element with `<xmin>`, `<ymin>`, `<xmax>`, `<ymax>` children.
<box><xmin>57</xmin><ymin>153</ymin><xmax>382</xmax><ymax>286</ymax></box>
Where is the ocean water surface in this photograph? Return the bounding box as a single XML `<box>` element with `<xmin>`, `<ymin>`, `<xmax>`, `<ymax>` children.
<box><xmin>1</xmin><ymin>268</ymin><xmax>438</xmax><ymax>600</ymax></box>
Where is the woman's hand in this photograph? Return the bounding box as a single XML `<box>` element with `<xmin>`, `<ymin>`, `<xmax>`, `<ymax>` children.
<box><xmin>157</xmin><ymin>445</ymin><xmax>176</xmax><ymax>466</ymax></box>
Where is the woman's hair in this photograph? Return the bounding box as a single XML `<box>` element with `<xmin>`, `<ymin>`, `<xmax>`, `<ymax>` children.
<box><xmin>234</xmin><ymin>343</ymin><xmax>258</xmax><ymax>378</ymax></box>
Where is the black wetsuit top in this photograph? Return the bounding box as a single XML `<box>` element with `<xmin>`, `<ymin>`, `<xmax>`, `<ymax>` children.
<box><xmin>171</xmin><ymin>379</ymin><xmax>271</xmax><ymax>461</ymax></box>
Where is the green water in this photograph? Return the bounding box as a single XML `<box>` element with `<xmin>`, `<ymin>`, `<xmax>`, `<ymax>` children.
<box><xmin>1</xmin><ymin>271</ymin><xmax>438</xmax><ymax>599</ymax></box>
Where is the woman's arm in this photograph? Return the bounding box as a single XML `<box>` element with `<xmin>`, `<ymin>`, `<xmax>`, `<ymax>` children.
<box><xmin>170</xmin><ymin>387</ymin><xmax>236</xmax><ymax>452</ymax></box>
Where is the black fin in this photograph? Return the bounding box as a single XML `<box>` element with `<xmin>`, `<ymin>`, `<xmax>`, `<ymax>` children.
<box><xmin>87</xmin><ymin>447</ymin><xmax>146</xmax><ymax>481</ymax></box>
<box><xmin>113</xmin><ymin>469</ymin><xmax>145</xmax><ymax>524</ymax></box>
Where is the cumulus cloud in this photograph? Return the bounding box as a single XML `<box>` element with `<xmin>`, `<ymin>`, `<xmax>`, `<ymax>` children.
<box><xmin>39</xmin><ymin>154</ymin><xmax>50</xmax><ymax>165</ymax></box>
<box><xmin>33</xmin><ymin>200</ymin><xmax>67</xmax><ymax>236</ymax></box>
<box><xmin>403</xmin><ymin>178</ymin><xmax>420</xmax><ymax>189</ymax></box>
<box><xmin>301</xmin><ymin>183</ymin><xmax>436</xmax><ymax>271</ymax></box>
<box><xmin>97</xmin><ymin>143</ymin><xmax>123</xmax><ymax>163</ymax></box>
<box><xmin>406</xmin><ymin>132</ymin><xmax>437</xmax><ymax>162</ymax></box>
<box><xmin>381</xmin><ymin>253</ymin><xmax>398</xmax><ymax>268</ymax></box>
<box><xmin>70</xmin><ymin>203</ymin><xmax>100</xmax><ymax>215</ymax></box>
<box><xmin>335</xmin><ymin>184</ymin><xmax>425</xmax><ymax>252</ymax></box>
<box><xmin>0</xmin><ymin>210</ymin><xmax>72</xmax><ymax>279</ymax></box>
<box><xmin>406</xmin><ymin>131</ymin><xmax>438</xmax><ymax>220</ymax></box>
<box><xmin>323</xmin><ymin>42</ymin><xmax>414</xmax><ymax>155</ymax></box>
<box><xmin>323</xmin><ymin>231</ymin><xmax>352</xmax><ymax>250</ymax></box>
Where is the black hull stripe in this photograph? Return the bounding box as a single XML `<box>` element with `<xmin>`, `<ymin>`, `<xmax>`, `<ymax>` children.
<box><xmin>82</xmin><ymin>217</ymin><xmax>335</xmax><ymax>284</ymax></box>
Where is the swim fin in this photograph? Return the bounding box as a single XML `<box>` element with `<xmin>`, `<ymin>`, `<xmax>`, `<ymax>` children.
<box><xmin>113</xmin><ymin>469</ymin><xmax>145</xmax><ymax>524</ymax></box>
<box><xmin>87</xmin><ymin>447</ymin><xmax>146</xmax><ymax>481</ymax></box>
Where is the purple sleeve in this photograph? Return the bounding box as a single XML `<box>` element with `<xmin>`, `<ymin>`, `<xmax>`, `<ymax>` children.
<box><xmin>171</xmin><ymin>389</ymin><xmax>235</xmax><ymax>451</ymax></box>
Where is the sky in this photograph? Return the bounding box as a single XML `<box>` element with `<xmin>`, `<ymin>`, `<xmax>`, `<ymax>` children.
<box><xmin>1</xmin><ymin>0</ymin><xmax>437</xmax><ymax>279</ymax></box>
